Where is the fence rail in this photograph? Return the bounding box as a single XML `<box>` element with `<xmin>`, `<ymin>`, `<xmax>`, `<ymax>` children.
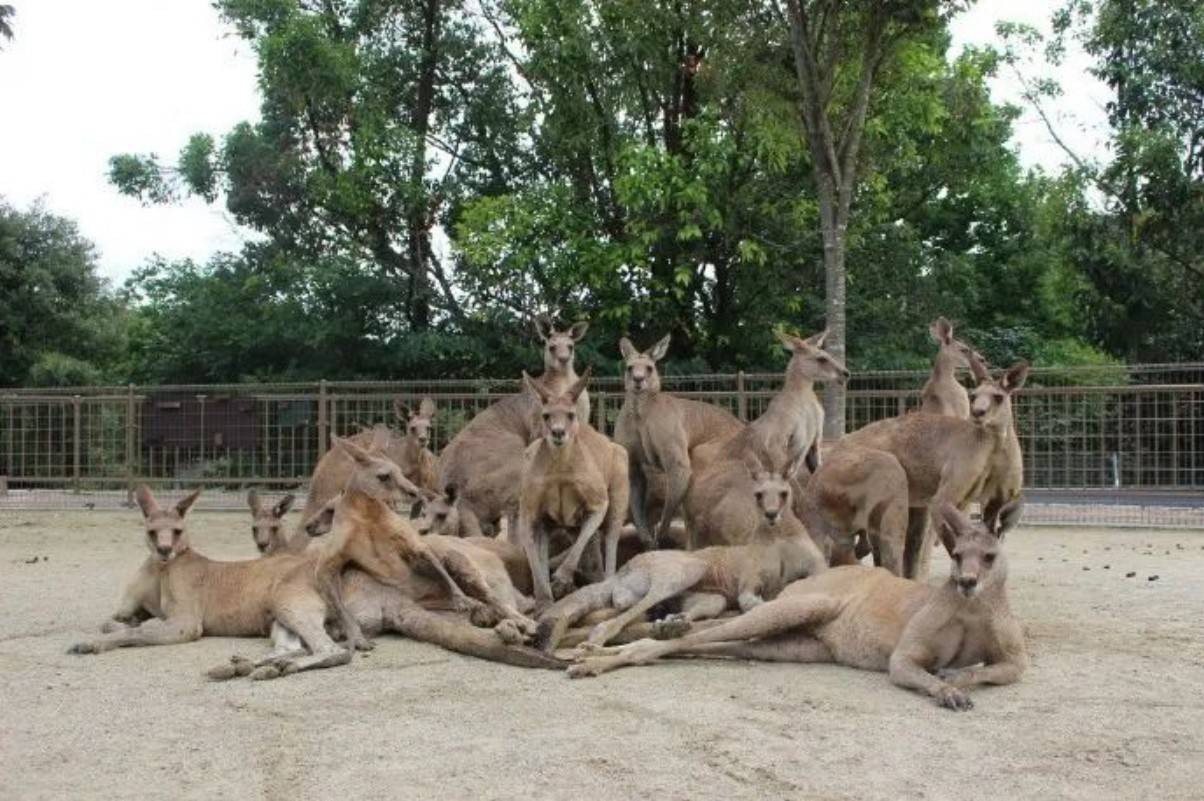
<box><xmin>2</xmin><ymin>364</ymin><xmax>1203</xmax><ymax>527</ymax></box>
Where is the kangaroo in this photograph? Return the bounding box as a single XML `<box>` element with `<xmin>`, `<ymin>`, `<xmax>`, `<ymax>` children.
<box><xmin>534</xmin><ymin>461</ymin><xmax>827</xmax><ymax>653</ymax></box>
<box><xmin>393</xmin><ymin>397</ymin><xmax>440</xmax><ymax>493</ymax></box>
<box><xmin>515</xmin><ymin>368</ymin><xmax>630</xmax><ymax>602</ymax></box>
<box><xmin>919</xmin><ymin>317</ymin><xmax>979</xmax><ymax>419</ymax></box>
<box><xmin>436</xmin><ymin>315</ymin><xmax>590</xmax><ymax>536</ymax></box>
<box><xmin>793</xmin><ymin>445</ymin><xmax>908</xmax><ymax>575</ymax></box>
<box><xmin>613</xmin><ymin>334</ymin><xmax>742</xmax><ymax>548</ymax></box>
<box><xmin>569</xmin><ymin>500</ymin><xmax>1027</xmax><ymax>711</ymax></box>
<box><xmin>292</xmin><ymin>425</ymin><xmax>424</xmax><ymax>550</ymax></box>
<box><xmin>69</xmin><ymin>484</ymin><xmax>373</xmax><ymax>678</ymax></box>
<box><xmin>247</xmin><ymin>489</ymin><xmax>295</xmax><ymax>555</ymax></box>
<box><xmin>409</xmin><ymin>487</ymin><xmax>534</xmax><ymax>592</ymax></box>
<box><xmin>691</xmin><ymin>329</ymin><xmax>848</xmax><ymax>478</ymax></box>
<box><xmin>838</xmin><ymin>359</ymin><xmax>1028</xmax><ymax>578</ymax></box>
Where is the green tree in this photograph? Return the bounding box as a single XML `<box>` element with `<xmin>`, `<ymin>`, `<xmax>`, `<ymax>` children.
<box><xmin>0</xmin><ymin>198</ymin><xmax>126</xmax><ymax>386</ymax></box>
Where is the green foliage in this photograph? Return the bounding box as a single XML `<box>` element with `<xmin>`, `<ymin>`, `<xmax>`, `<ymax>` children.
<box><xmin>0</xmin><ymin>198</ymin><xmax>126</xmax><ymax>386</ymax></box>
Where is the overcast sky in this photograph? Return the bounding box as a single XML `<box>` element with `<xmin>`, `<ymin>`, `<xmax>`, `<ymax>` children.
<box><xmin>0</xmin><ymin>0</ymin><xmax>1111</xmax><ymax>285</ymax></box>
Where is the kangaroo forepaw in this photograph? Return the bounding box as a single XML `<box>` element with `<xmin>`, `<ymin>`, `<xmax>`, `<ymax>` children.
<box><xmin>550</xmin><ymin>573</ymin><xmax>577</xmax><ymax>600</ymax></box>
<box><xmin>935</xmin><ymin>685</ymin><xmax>974</xmax><ymax>711</ymax></box>
<box><xmin>494</xmin><ymin>619</ymin><xmax>527</xmax><ymax>645</ymax></box>
<box><xmin>468</xmin><ymin>603</ymin><xmax>500</xmax><ymax>628</ymax></box>
<box><xmin>650</xmin><ymin>613</ymin><xmax>691</xmax><ymax>640</ymax></box>
<box><xmin>249</xmin><ymin>665</ymin><xmax>284</xmax><ymax>681</ymax></box>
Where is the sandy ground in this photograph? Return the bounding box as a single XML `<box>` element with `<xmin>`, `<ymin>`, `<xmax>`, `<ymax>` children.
<box><xmin>1</xmin><ymin>512</ymin><xmax>1202</xmax><ymax>801</ymax></box>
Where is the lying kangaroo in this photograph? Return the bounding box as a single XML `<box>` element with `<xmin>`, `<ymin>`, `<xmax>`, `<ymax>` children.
<box><xmin>919</xmin><ymin>317</ymin><xmax>979</xmax><ymax>418</ymax></box>
<box><xmin>794</xmin><ymin>445</ymin><xmax>908</xmax><ymax>575</ymax></box>
<box><xmin>516</xmin><ymin>368</ymin><xmax>629</xmax><ymax>601</ymax></box>
<box><xmin>535</xmin><ymin>463</ymin><xmax>827</xmax><ymax>653</ymax></box>
<box><xmin>292</xmin><ymin>425</ymin><xmax>424</xmax><ymax>550</ymax></box>
<box><xmin>247</xmin><ymin>489</ymin><xmax>295</xmax><ymax>555</ymax></box>
<box><xmin>437</xmin><ymin>316</ymin><xmax>590</xmax><ymax>536</ymax></box>
<box><xmin>569</xmin><ymin>500</ymin><xmax>1028</xmax><ymax>712</ymax></box>
<box><xmin>409</xmin><ymin>487</ymin><xmax>534</xmax><ymax>593</ymax></box>
<box><xmin>613</xmin><ymin>334</ymin><xmax>742</xmax><ymax>548</ymax></box>
<box><xmin>839</xmin><ymin>359</ymin><xmax>1029</xmax><ymax>578</ymax></box>
<box><xmin>69</xmin><ymin>484</ymin><xmax>374</xmax><ymax>677</ymax></box>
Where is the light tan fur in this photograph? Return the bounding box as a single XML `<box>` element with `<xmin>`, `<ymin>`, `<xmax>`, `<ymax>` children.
<box><xmin>516</xmin><ymin>368</ymin><xmax>630</xmax><ymax>602</ymax></box>
<box><xmin>393</xmin><ymin>396</ymin><xmax>440</xmax><ymax>493</ymax></box>
<box><xmin>919</xmin><ymin>317</ymin><xmax>979</xmax><ymax>419</ymax></box>
<box><xmin>613</xmin><ymin>334</ymin><xmax>742</xmax><ymax>548</ymax></box>
<box><xmin>246</xmin><ymin>489</ymin><xmax>295</xmax><ymax>555</ymax></box>
<box><xmin>409</xmin><ymin>488</ymin><xmax>534</xmax><ymax>592</ymax></box>
<box><xmin>568</xmin><ymin>500</ymin><xmax>1028</xmax><ymax>712</ymax></box>
<box><xmin>291</xmin><ymin>425</ymin><xmax>423</xmax><ymax>550</ymax></box>
<box><xmin>691</xmin><ymin>329</ymin><xmax>847</xmax><ymax>477</ymax></box>
<box><xmin>534</xmin><ymin>468</ymin><xmax>828</xmax><ymax>654</ymax></box>
<box><xmin>837</xmin><ymin>359</ymin><xmax>1029</xmax><ymax>578</ymax></box>
<box><xmin>794</xmin><ymin>445</ymin><xmax>908</xmax><ymax>575</ymax></box>
<box><xmin>436</xmin><ymin>316</ymin><xmax>590</xmax><ymax>536</ymax></box>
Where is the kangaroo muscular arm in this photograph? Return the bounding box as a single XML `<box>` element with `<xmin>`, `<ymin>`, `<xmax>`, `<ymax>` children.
<box><xmin>944</xmin><ymin>618</ymin><xmax>1028</xmax><ymax>689</ymax></box>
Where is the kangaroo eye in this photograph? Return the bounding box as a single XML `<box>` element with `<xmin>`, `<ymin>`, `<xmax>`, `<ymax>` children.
<box><xmin>984</xmin><ymin>553</ymin><xmax>996</xmax><ymax>565</ymax></box>
<box><xmin>567</xmin><ymin>412</ymin><xmax>576</xmax><ymax>422</ymax></box>
<box><xmin>172</xmin><ymin>528</ymin><xmax>183</xmax><ymax>537</ymax></box>
<box><xmin>780</xmin><ymin>491</ymin><xmax>788</xmax><ymax>500</ymax></box>
<box><xmin>817</xmin><ymin>356</ymin><xmax>829</xmax><ymax>364</ymax></box>
<box><xmin>953</xmin><ymin>553</ymin><xmax>962</xmax><ymax>565</ymax></box>
<box><xmin>377</xmin><ymin>473</ymin><xmax>390</xmax><ymax>483</ymax></box>
<box><xmin>993</xmin><ymin>395</ymin><xmax>1003</xmax><ymax>405</ymax></box>
<box><xmin>754</xmin><ymin>491</ymin><xmax>763</xmax><ymax>501</ymax></box>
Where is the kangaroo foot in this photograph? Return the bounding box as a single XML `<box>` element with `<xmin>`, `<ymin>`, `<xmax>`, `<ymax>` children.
<box><xmin>650</xmin><ymin>613</ymin><xmax>691</xmax><ymax>640</ymax></box>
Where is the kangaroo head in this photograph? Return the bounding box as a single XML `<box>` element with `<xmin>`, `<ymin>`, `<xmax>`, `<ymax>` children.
<box><xmin>936</xmin><ymin>499</ymin><xmax>1023</xmax><ymax>598</ymax></box>
<box><xmin>395</xmin><ymin>397</ymin><xmax>436</xmax><ymax>448</ymax></box>
<box><xmin>929</xmin><ymin>317</ymin><xmax>980</xmax><ymax>370</ymax></box>
<box><xmin>134</xmin><ymin>485</ymin><xmax>201</xmax><ymax>562</ymax></box>
<box><xmin>968</xmin><ymin>356</ymin><xmax>1028</xmax><ymax>431</ymax></box>
<box><xmin>246</xmin><ymin>489</ymin><xmax>295</xmax><ymax>554</ymax></box>
<box><xmin>535</xmin><ymin>314</ymin><xmax>588</xmax><ymax>373</ymax></box>
<box><xmin>525</xmin><ymin>367</ymin><xmax>591</xmax><ymax>449</ymax></box>
<box><xmin>776</xmin><ymin>329</ymin><xmax>850</xmax><ymax>385</ymax></box>
<box><xmin>303</xmin><ymin>493</ymin><xmax>341</xmax><ymax>538</ymax></box>
<box><xmin>619</xmin><ymin>334</ymin><xmax>670</xmax><ymax>394</ymax></box>
<box><xmin>333</xmin><ymin>435</ymin><xmax>422</xmax><ymax>509</ymax></box>
<box><xmin>410</xmin><ymin>484</ymin><xmax>460</xmax><ymax>535</ymax></box>
<box><xmin>748</xmin><ymin>449</ymin><xmax>808</xmax><ymax>528</ymax></box>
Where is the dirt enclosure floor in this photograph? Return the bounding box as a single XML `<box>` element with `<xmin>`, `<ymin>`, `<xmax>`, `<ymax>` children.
<box><xmin>1</xmin><ymin>511</ymin><xmax>1202</xmax><ymax>801</ymax></box>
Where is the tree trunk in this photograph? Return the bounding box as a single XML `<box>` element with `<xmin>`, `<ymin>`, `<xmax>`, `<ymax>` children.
<box><xmin>406</xmin><ymin>0</ymin><xmax>442</xmax><ymax>331</ymax></box>
<box><xmin>819</xmin><ymin>194</ymin><xmax>847</xmax><ymax>439</ymax></box>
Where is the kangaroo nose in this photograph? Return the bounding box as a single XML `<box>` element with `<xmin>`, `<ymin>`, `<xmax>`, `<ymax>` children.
<box><xmin>958</xmin><ymin>576</ymin><xmax>978</xmax><ymax>592</ymax></box>
<box><xmin>972</xmin><ymin>407</ymin><xmax>986</xmax><ymax>418</ymax></box>
<box><xmin>156</xmin><ymin>545</ymin><xmax>172</xmax><ymax>557</ymax></box>
<box><xmin>764</xmin><ymin>511</ymin><xmax>780</xmax><ymax>524</ymax></box>
<box><xmin>256</xmin><ymin>542</ymin><xmax>268</xmax><ymax>553</ymax></box>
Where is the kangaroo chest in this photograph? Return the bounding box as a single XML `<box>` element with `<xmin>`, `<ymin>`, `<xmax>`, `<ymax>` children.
<box><xmin>536</xmin><ymin>466</ymin><xmax>607</xmax><ymax>528</ymax></box>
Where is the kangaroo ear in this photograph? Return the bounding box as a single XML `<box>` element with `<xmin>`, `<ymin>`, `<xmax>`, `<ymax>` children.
<box><xmin>334</xmin><ymin>435</ymin><xmax>374</xmax><ymax>466</ymax></box>
<box><xmin>994</xmin><ymin>498</ymin><xmax>1024</xmax><ymax>539</ymax></box>
<box><xmin>568</xmin><ymin>321</ymin><xmax>589</xmax><ymax>341</ymax></box>
<box><xmin>533</xmin><ymin>314</ymin><xmax>553</xmax><ymax>341</ymax></box>
<box><xmin>135</xmin><ymin>485</ymin><xmax>160</xmax><ymax>519</ymax></box>
<box><xmin>409</xmin><ymin>499</ymin><xmax>425</xmax><ymax>520</ymax></box>
<box><xmin>393</xmin><ymin>398</ymin><xmax>409</xmax><ymax>422</ymax></box>
<box><xmin>522</xmin><ymin>371</ymin><xmax>551</xmax><ymax>404</ymax></box>
<box><xmin>804</xmin><ymin>328</ymin><xmax>830</xmax><ymax>349</ymax></box>
<box><xmin>775</xmin><ymin>329</ymin><xmax>799</xmax><ymax>352</ymax></box>
<box><xmin>649</xmin><ymin>334</ymin><xmax>671</xmax><ymax>362</ymax></box>
<box><xmin>968</xmin><ymin>351</ymin><xmax>992</xmax><ymax>384</ymax></box>
<box><xmin>619</xmin><ymin>337</ymin><xmax>637</xmax><ymax>360</ymax></box>
<box><xmin>418</xmin><ymin>397</ymin><xmax>436</xmax><ymax>418</ymax></box>
<box><xmin>273</xmin><ymin>493</ymin><xmax>295</xmax><ymax>518</ymax></box>
<box><xmin>568</xmin><ymin>366</ymin><xmax>592</xmax><ymax>402</ymax></box>
<box><xmin>936</xmin><ymin>502</ymin><xmax>969</xmax><ymax>557</ymax></box>
<box><xmin>930</xmin><ymin>317</ymin><xmax>952</xmax><ymax>345</ymax></box>
<box><xmin>247</xmin><ymin>488</ymin><xmax>261</xmax><ymax>514</ymax></box>
<box><xmin>175</xmin><ymin>488</ymin><xmax>202</xmax><ymax>517</ymax></box>
<box><xmin>1001</xmin><ymin>360</ymin><xmax>1029</xmax><ymax>393</ymax></box>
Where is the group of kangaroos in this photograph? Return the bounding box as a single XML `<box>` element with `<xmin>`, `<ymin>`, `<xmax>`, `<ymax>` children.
<box><xmin>71</xmin><ymin>315</ymin><xmax>1030</xmax><ymax>712</ymax></box>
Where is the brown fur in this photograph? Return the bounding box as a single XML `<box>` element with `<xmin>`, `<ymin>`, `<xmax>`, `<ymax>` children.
<box><xmin>393</xmin><ymin>397</ymin><xmax>440</xmax><ymax>493</ymax></box>
<box><xmin>436</xmin><ymin>317</ymin><xmax>590</xmax><ymax>536</ymax></box>
<box><xmin>568</xmin><ymin>500</ymin><xmax>1028</xmax><ymax>712</ymax></box>
<box><xmin>794</xmin><ymin>446</ymin><xmax>908</xmax><ymax>575</ymax></box>
<box><xmin>247</xmin><ymin>489</ymin><xmax>295</xmax><ymax>555</ymax></box>
<box><xmin>919</xmin><ymin>317</ymin><xmax>979</xmax><ymax>419</ymax></box>
<box><xmin>515</xmin><ymin>369</ymin><xmax>630</xmax><ymax>602</ymax></box>
<box><xmin>837</xmin><ymin>359</ymin><xmax>1028</xmax><ymax>578</ymax></box>
<box><xmin>613</xmin><ymin>334</ymin><xmax>742</xmax><ymax>548</ymax></box>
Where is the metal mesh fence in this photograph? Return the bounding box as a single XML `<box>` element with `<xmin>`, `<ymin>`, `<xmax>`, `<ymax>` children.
<box><xmin>2</xmin><ymin>364</ymin><xmax>1202</xmax><ymax>527</ymax></box>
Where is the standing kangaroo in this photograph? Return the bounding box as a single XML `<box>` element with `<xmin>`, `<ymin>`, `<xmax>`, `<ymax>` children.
<box><xmin>919</xmin><ymin>317</ymin><xmax>979</xmax><ymax>419</ymax></box>
<box><xmin>515</xmin><ymin>369</ymin><xmax>629</xmax><ymax>602</ymax></box>
<box><xmin>613</xmin><ymin>334</ymin><xmax>742</xmax><ymax>548</ymax></box>
<box><xmin>393</xmin><ymin>397</ymin><xmax>439</xmax><ymax>493</ymax></box>
<box><xmin>569</xmin><ymin>500</ymin><xmax>1028</xmax><ymax>712</ymax></box>
<box><xmin>839</xmin><ymin>359</ymin><xmax>1029</xmax><ymax>578</ymax></box>
<box><xmin>437</xmin><ymin>316</ymin><xmax>590</xmax><ymax>537</ymax></box>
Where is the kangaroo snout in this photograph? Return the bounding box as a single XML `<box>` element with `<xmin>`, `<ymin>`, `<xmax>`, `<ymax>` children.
<box><xmin>957</xmin><ymin>576</ymin><xmax>979</xmax><ymax>595</ymax></box>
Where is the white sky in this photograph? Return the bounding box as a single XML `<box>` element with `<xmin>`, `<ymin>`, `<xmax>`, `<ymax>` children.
<box><xmin>0</xmin><ymin>0</ymin><xmax>1110</xmax><ymax>285</ymax></box>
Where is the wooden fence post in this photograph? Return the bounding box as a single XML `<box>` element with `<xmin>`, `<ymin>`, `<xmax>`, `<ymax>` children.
<box><xmin>736</xmin><ymin>370</ymin><xmax>747</xmax><ymax>421</ymax></box>
<box><xmin>125</xmin><ymin>384</ymin><xmax>136</xmax><ymax>505</ymax></box>
<box><xmin>317</xmin><ymin>380</ymin><xmax>329</xmax><ymax>456</ymax></box>
<box><xmin>72</xmin><ymin>396</ymin><xmax>82</xmax><ymax>494</ymax></box>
